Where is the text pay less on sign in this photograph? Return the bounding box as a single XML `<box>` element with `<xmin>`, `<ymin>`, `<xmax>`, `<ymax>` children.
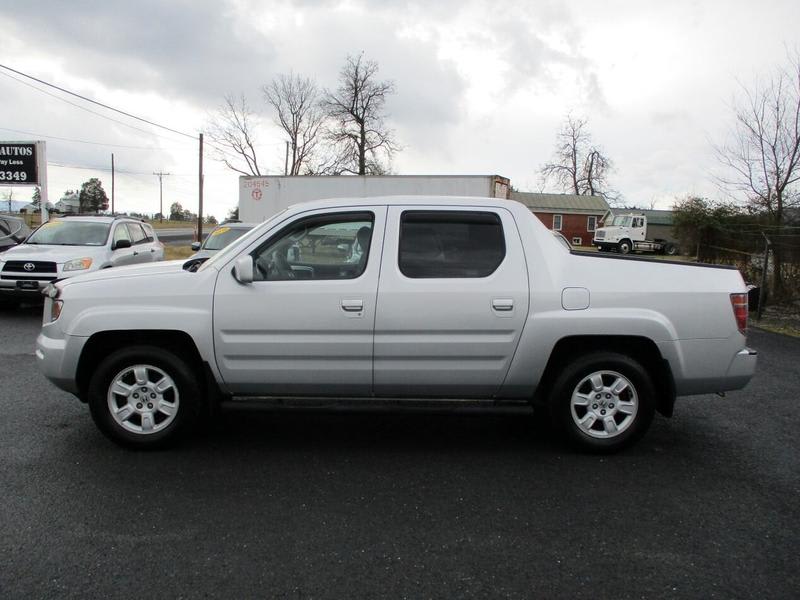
<box><xmin>0</xmin><ymin>142</ymin><xmax>38</xmax><ymax>185</ymax></box>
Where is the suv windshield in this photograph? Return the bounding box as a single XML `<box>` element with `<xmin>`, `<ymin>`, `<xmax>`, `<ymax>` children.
<box><xmin>202</xmin><ymin>226</ymin><xmax>251</xmax><ymax>250</ymax></box>
<box><xmin>26</xmin><ymin>220</ymin><xmax>110</xmax><ymax>246</ymax></box>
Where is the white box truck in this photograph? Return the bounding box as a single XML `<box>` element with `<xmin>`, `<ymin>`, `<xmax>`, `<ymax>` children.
<box><xmin>593</xmin><ymin>211</ymin><xmax>680</xmax><ymax>256</ymax></box>
<box><xmin>238</xmin><ymin>175</ymin><xmax>510</xmax><ymax>222</ymax></box>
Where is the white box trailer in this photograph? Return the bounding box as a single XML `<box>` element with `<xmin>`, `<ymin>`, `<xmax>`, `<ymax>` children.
<box><xmin>238</xmin><ymin>175</ymin><xmax>510</xmax><ymax>222</ymax></box>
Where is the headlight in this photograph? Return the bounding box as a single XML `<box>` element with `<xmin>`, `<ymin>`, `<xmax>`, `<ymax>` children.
<box><xmin>49</xmin><ymin>299</ymin><xmax>63</xmax><ymax>323</ymax></box>
<box><xmin>63</xmin><ymin>257</ymin><xmax>93</xmax><ymax>271</ymax></box>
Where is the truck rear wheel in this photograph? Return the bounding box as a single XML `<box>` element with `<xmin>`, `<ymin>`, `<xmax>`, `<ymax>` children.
<box><xmin>617</xmin><ymin>240</ymin><xmax>632</xmax><ymax>254</ymax></box>
<box><xmin>664</xmin><ymin>243</ymin><xmax>678</xmax><ymax>256</ymax></box>
<box><xmin>549</xmin><ymin>352</ymin><xmax>655</xmax><ymax>453</ymax></box>
<box><xmin>88</xmin><ymin>345</ymin><xmax>202</xmax><ymax>449</ymax></box>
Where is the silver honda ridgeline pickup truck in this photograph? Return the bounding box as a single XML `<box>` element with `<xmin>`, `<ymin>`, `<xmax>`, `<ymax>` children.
<box><xmin>36</xmin><ymin>196</ymin><xmax>757</xmax><ymax>452</ymax></box>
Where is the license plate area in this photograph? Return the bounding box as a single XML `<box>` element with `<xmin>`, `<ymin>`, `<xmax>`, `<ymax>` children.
<box><xmin>16</xmin><ymin>280</ymin><xmax>40</xmax><ymax>290</ymax></box>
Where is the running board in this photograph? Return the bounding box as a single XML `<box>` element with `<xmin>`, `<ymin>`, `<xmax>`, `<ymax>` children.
<box><xmin>224</xmin><ymin>396</ymin><xmax>532</xmax><ymax>414</ymax></box>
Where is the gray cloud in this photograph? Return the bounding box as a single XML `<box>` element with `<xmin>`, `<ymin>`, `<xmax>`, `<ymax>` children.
<box><xmin>0</xmin><ymin>1</ymin><xmax>276</xmax><ymax>103</ymax></box>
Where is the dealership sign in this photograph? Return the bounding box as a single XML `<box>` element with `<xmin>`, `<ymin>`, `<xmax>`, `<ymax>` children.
<box><xmin>0</xmin><ymin>142</ymin><xmax>39</xmax><ymax>185</ymax></box>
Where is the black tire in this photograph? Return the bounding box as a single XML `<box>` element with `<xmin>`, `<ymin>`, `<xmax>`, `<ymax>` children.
<box><xmin>664</xmin><ymin>243</ymin><xmax>678</xmax><ymax>256</ymax></box>
<box><xmin>617</xmin><ymin>240</ymin><xmax>632</xmax><ymax>254</ymax></box>
<box><xmin>549</xmin><ymin>352</ymin><xmax>656</xmax><ymax>453</ymax></box>
<box><xmin>88</xmin><ymin>345</ymin><xmax>203</xmax><ymax>449</ymax></box>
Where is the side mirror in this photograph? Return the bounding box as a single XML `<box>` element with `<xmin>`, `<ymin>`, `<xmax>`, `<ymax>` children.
<box><xmin>113</xmin><ymin>239</ymin><xmax>132</xmax><ymax>250</ymax></box>
<box><xmin>232</xmin><ymin>255</ymin><xmax>254</xmax><ymax>284</ymax></box>
<box><xmin>191</xmin><ymin>241</ymin><xmax>201</xmax><ymax>251</ymax></box>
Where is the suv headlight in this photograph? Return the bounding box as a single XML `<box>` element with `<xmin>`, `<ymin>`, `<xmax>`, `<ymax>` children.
<box><xmin>63</xmin><ymin>257</ymin><xmax>93</xmax><ymax>271</ymax></box>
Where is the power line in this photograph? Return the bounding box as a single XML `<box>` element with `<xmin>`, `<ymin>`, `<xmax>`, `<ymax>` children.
<box><xmin>0</xmin><ymin>63</ymin><xmax>268</xmax><ymax>175</ymax></box>
<box><xmin>48</xmin><ymin>161</ymin><xmax>158</xmax><ymax>176</ymax></box>
<box><xmin>0</xmin><ymin>69</ymin><xmax>191</xmax><ymax>143</ymax></box>
<box><xmin>0</xmin><ymin>63</ymin><xmax>195</xmax><ymax>140</ymax></box>
<box><xmin>0</xmin><ymin>126</ymin><xmax>165</xmax><ymax>150</ymax></box>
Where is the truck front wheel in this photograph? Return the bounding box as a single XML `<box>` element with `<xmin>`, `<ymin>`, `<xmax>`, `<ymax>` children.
<box><xmin>549</xmin><ymin>352</ymin><xmax>655</xmax><ymax>452</ymax></box>
<box><xmin>617</xmin><ymin>240</ymin><xmax>632</xmax><ymax>254</ymax></box>
<box><xmin>87</xmin><ymin>345</ymin><xmax>203</xmax><ymax>449</ymax></box>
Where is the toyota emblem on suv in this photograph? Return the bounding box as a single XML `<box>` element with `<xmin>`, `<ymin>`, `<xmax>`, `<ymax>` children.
<box><xmin>23</xmin><ymin>262</ymin><xmax>35</xmax><ymax>272</ymax></box>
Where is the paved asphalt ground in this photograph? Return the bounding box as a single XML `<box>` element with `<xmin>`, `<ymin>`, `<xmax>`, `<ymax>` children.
<box><xmin>1</xmin><ymin>306</ymin><xmax>798</xmax><ymax>599</ymax></box>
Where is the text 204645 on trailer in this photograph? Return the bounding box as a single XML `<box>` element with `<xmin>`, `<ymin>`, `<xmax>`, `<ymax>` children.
<box><xmin>35</xmin><ymin>196</ymin><xmax>756</xmax><ymax>452</ymax></box>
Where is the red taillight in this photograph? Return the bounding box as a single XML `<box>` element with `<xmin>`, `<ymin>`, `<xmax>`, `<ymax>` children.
<box><xmin>730</xmin><ymin>293</ymin><xmax>748</xmax><ymax>334</ymax></box>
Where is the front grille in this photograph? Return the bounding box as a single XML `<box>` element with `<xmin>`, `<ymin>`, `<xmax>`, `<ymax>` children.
<box><xmin>595</xmin><ymin>231</ymin><xmax>605</xmax><ymax>239</ymax></box>
<box><xmin>2</xmin><ymin>260</ymin><xmax>57</xmax><ymax>273</ymax></box>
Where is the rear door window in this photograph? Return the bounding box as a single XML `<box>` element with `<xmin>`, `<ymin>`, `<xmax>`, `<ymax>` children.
<box><xmin>398</xmin><ymin>211</ymin><xmax>505</xmax><ymax>278</ymax></box>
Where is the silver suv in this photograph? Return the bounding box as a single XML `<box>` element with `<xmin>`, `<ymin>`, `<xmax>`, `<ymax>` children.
<box><xmin>0</xmin><ymin>215</ymin><xmax>164</xmax><ymax>304</ymax></box>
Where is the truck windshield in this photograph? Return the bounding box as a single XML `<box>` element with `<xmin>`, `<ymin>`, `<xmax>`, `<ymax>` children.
<box><xmin>25</xmin><ymin>220</ymin><xmax>110</xmax><ymax>246</ymax></box>
<box><xmin>202</xmin><ymin>226</ymin><xmax>252</xmax><ymax>250</ymax></box>
<box><xmin>611</xmin><ymin>216</ymin><xmax>632</xmax><ymax>227</ymax></box>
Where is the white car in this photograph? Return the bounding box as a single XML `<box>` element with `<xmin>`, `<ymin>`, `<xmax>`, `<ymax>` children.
<box><xmin>35</xmin><ymin>196</ymin><xmax>756</xmax><ymax>452</ymax></box>
<box><xmin>0</xmin><ymin>215</ymin><xmax>164</xmax><ymax>304</ymax></box>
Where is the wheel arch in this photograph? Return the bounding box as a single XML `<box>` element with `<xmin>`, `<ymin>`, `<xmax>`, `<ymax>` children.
<box><xmin>76</xmin><ymin>329</ymin><xmax>222</xmax><ymax>406</ymax></box>
<box><xmin>534</xmin><ymin>335</ymin><xmax>676</xmax><ymax>417</ymax></box>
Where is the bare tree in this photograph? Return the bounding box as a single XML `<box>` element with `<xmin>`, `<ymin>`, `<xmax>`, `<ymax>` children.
<box><xmin>206</xmin><ymin>94</ymin><xmax>263</xmax><ymax>176</ymax></box>
<box><xmin>715</xmin><ymin>52</ymin><xmax>800</xmax><ymax>223</ymax></box>
<box><xmin>264</xmin><ymin>73</ymin><xmax>325</xmax><ymax>175</ymax></box>
<box><xmin>540</xmin><ymin>115</ymin><xmax>617</xmax><ymax>200</ymax></box>
<box><xmin>322</xmin><ymin>53</ymin><xmax>399</xmax><ymax>175</ymax></box>
<box><xmin>715</xmin><ymin>51</ymin><xmax>800</xmax><ymax>298</ymax></box>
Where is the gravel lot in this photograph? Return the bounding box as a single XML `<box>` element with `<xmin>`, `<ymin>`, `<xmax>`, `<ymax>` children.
<box><xmin>1</xmin><ymin>305</ymin><xmax>798</xmax><ymax>599</ymax></box>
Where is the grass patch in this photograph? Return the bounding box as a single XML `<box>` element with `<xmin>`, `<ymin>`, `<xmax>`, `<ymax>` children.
<box><xmin>753</xmin><ymin>322</ymin><xmax>800</xmax><ymax>338</ymax></box>
<box><xmin>149</xmin><ymin>220</ymin><xmax>197</xmax><ymax>229</ymax></box>
<box><xmin>164</xmin><ymin>245</ymin><xmax>194</xmax><ymax>260</ymax></box>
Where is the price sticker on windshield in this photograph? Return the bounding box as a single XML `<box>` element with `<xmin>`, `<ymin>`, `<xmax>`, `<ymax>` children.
<box><xmin>210</xmin><ymin>227</ymin><xmax>230</xmax><ymax>236</ymax></box>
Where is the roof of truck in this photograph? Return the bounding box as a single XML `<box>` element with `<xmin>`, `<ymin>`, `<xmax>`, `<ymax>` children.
<box><xmin>612</xmin><ymin>209</ymin><xmax>674</xmax><ymax>226</ymax></box>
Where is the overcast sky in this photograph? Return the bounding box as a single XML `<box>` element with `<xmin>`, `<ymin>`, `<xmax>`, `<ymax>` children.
<box><xmin>1</xmin><ymin>0</ymin><xmax>798</xmax><ymax>218</ymax></box>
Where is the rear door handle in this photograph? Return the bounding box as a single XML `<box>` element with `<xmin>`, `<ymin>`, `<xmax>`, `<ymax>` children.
<box><xmin>492</xmin><ymin>298</ymin><xmax>514</xmax><ymax>311</ymax></box>
<box><xmin>341</xmin><ymin>299</ymin><xmax>363</xmax><ymax>312</ymax></box>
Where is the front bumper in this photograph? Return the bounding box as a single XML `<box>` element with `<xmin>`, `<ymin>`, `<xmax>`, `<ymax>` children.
<box><xmin>35</xmin><ymin>330</ymin><xmax>88</xmax><ymax>396</ymax></box>
<box><xmin>0</xmin><ymin>282</ymin><xmax>47</xmax><ymax>300</ymax></box>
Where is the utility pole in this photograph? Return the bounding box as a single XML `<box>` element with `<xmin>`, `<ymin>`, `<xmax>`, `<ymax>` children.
<box><xmin>111</xmin><ymin>153</ymin><xmax>115</xmax><ymax>214</ymax></box>
<box><xmin>284</xmin><ymin>141</ymin><xmax>289</xmax><ymax>176</ymax></box>
<box><xmin>197</xmin><ymin>133</ymin><xmax>204</xmax><ymax>242</ymax></box>
<box><xmin>153</xmin><ymin>170</ymin><xmax>171</xmax><ymax>223</ymax></box>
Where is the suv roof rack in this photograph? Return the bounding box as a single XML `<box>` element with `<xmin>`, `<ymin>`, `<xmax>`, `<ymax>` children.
<box><xmin>220</xmin><ymin>219</ymin><xmax>242</xmax><ymax>224</ymax></box>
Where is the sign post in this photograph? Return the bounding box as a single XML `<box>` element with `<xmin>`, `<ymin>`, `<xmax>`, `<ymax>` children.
<box><xmin>0</xmin><ymin>141</ymin><xmax>46</xmax><ymax>222</ymax></box>
<box><xmin>36</xmin><ymin>141</ymin><xmax>48</xmax><ymax>223</ymax></box>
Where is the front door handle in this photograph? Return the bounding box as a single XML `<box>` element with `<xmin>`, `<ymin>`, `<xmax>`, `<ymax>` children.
<box><xmin>341</xmin><ymin>299</ymin><xmax>363</xmax><ymax>312</ymax></box>
<box><xmin>492</xmin><ymin>298</ymin><xmax>514</xmax><ymax>311</ymax></box>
